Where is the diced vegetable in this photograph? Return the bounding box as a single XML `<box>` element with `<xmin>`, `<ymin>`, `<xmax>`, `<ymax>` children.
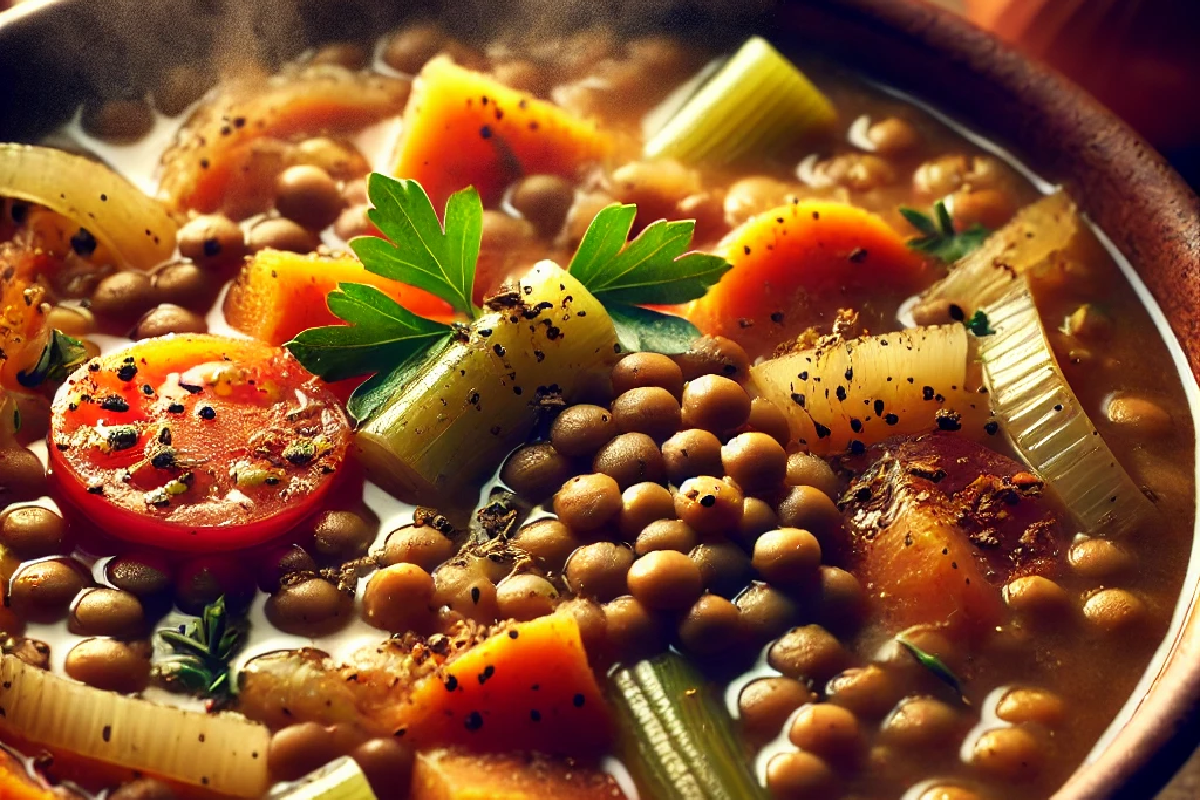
<box><xmin>643</xmin><ymin>36</ymin><xmax>837</xmax><ymax>166</ymax></box>
<box><xmin>355</xmin><ymin>260</ymin><xmax>618</xmax><ymax>502</ymax></box>
<box><xmin>919</xmin><ymin>191</ymin><xmax>1078</xmax><ymax>311</ymax></box>
<box><xmin>980</xmin><ymin>275</ymin><xmax>1155</xmax><ymax>536</ymax></box>
<box><xmin>159</xmin><ymin>67</ymin><xmax>411</xmax><ymax>213</ymax></box>
<box><xmin>0</xmin><ymin>655</ymin><xmax>271</xmax><ymax>797</ymax></box>
<box><xmin>397</xmin><ymin>615</ymin><xmax>613</xmax><ymax>755</ymax></box>
<box><xmin>841</xmin><ymin>434</ymin><xmax>1063</xmax><ymax>636</ymax></box>
<box><xmin>750</xmin><ymin>325</ymin><xmax>989</xmax><ymax>455</ymax></box>
<box><xmin>390</xmin><ymin>57</ymin><xmax>613</xmax><ymax>209</ymax></box>
<box><xmin>411</xmin><ymin>749</ymin><xmax>627</xmax><ymax>800</ymax></box>
<box><xmin>608</xmin><ymin>652</ymin><xmax>768</xmax><ymax>800</ymax></box>
<box><xmin>48</xmin><ymin>335</ymin><xmax>351</xmax><ymax>550</ymax></box>
<box><xmin>267</xmin><ymin>757</ymin><xmax>377</xmax><ymax>800</ymax></box>
<box><xmin>0</xmin><ymin>244</ymin><xmax>55</xmax><ymax>391</ymax></box>
<box><xmin>685</xmin><ymin>200</ymin><xmax>927</xmax><ymax>340</ymax></box>
<box><xmin>0</xmin><ymin>748</ymin><xmax>56</xmax><ymax>800</ymax></box>
<box><xmin>0</xmin><ymin>144</ymin><xmax>178</xmax><ymax>270</ymax></box>
<box><xmin>225</xmin><ymin>249</ymin><xmax>457</xmax><ymax>345</ymax></box>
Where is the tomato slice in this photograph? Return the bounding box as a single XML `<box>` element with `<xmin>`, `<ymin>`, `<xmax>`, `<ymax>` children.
<box><xmin>48</xmin><ymin>334</ymin><xmax>350</xmax><ymax>551</ymax></box>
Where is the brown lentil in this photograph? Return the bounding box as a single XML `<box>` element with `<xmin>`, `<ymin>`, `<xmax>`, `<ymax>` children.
<box><xmin>661</xmin><ymin>428</ymin><xmax>724</xmax><ymax>484</ymax></box>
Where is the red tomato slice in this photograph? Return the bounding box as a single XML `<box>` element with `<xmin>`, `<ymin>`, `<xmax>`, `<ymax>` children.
<box><xmin>48</xmin><ymin>334</ymin><xmax>350</xmax><ymax>551</ymax></box>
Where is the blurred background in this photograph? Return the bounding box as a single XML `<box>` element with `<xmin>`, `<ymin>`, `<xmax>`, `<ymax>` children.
<box><xmin>946</xmin><ymin>0</ymin><xmax>1200</xmax><ymax>190</ymax></box>
<box><xmin>2</xmin><ymin>0</ymin><xmax>1196</xmax><ymax>188</ymax></box>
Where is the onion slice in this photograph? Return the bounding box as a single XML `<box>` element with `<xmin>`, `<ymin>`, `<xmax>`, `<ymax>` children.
<box><xmin>921</xmin><ymin>191</ymin><xmax>1078</xmax><ymax>310</ymax></box>
<box><xmin>750</xmin><ymin>325</ymin><xmax>990</xmax><ymax>455</ymax></box>
<box><xmin>267</xmin><ymin>757</ymin><xmax>378</xmax><ymax>800</ymax></box>
<box><xmin>979</xmin><ymin>276</ymin><xmax>1155</xmax><ymax>536</ymax></box>
<box><xmin>0</xmin><ymin>144</ymin><xmax>178</xmax><ymax>270</ymax></box>
<box><xmin>0</xmin><ymin>655</ymin><xmax>270</xmax><ymax>797</ymax></box>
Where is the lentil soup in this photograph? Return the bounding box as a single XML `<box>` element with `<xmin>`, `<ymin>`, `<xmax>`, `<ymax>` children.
<box><xmin>0</xmin><ymin>16</ymin><xmax>1194</xmax><ymax>800</ymax></box>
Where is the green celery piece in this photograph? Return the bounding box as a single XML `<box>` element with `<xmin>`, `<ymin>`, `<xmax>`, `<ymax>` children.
<box><xmin>286</xmin><ymin>283</ymin><xmax>451</xmax><ymax>382</ymax></box>
<box><xmin>346</xmin><ymin>334</ymin><xmax>454</xmax><ymax>424</ymax></box>
<box><xmin>352</xmin><ymin>174</ymin><xmax>482</xmax><ymax>317</ymax></box>
<box><xmin>608</xmin><ymin>304</ymin><xmax>702</xmax><ymax>355</ymax></box>
<box><xmin>610</xmin><ymin>652</ymin><xmax>769</xmax><ymax>800</ymax></box>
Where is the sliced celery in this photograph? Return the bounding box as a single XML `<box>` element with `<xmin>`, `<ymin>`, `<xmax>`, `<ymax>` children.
<box><xmin>643</xmin><ymin>37</ymin><xmax>836</xmax><ymax>167</ymax></box>
<box><xmin>609</xmin><ymin>652</ymin><xmax>769</xmax><ymax>800</ymax></box>
<box><xmin>354</xmin><ymin>261</ymin><xmax>618</xmax><ymax>502</ymax></box>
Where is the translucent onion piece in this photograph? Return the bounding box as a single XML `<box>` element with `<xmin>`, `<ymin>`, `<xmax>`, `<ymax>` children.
<box><xmin>0</xmin><ymin>655</ymin><xmax>270</xmax><ymax>797</ymax></box>
<box><xmin>267</xmin><ymin>757</ymin><xmax>378</xmax><ymax>800</ymax></box>
<box><xmin>0</xmin><ymin>144</ymin><xmax>178</xmax><ymax>271</ymax></box>
<box><xmin>643</xmin><ymin>37</ymin><xmax>837</xmax><ymax>167</ymax></box>
<box><xmin>921</xmin><ymin>191</ymin><xmax>1078</xmax><ymax>311</ymax></box>
<box><xmin>750</xmin><ymin>325</ymin><xmax>989</xmax><ymax>456</ymax></box>
<box><xmin>980</xmin><ymin>276</ymin><xmax>1155</xmax><ymax>536</ymax></box>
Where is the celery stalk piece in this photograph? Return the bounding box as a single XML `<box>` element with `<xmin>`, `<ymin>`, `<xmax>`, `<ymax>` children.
<box><xmin>354</xmin><ymin>261</ymin><xmax>618</xmax><ymax>503</ymax></box>
<box><xmin>609</xmin><ymin>652</ymin><xmax>769</xmax><ymax>800</ymax></box>
<box><xmin>643</xmin><ymin>36</ymin><xmax>837</xmax><ymax>167</ymax></box>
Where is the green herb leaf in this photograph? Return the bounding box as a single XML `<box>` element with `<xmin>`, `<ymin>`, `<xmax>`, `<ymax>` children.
<box><xmin>568</xmin><ymin>204</ymin><xmax>639</xmax><ymax>288</ymax></box>
<box><xmin>286</xmin><ymin>283</ymin><xmax>452</xmax><ymax>382</ymax></box>
<box><xmin>896</xmin><ymin>632</ymin><xmax>967</xmax><ymax>703</ymax></box>
<box><xmin>158</xmin><ymin>630</ymin><xmax>212</xmax><ymax>661</ymax></box>
<box><xmin>346</xmin><ymin>333</ymin><xmax>454</xmax><ymax>424</ymax></box>
<box><xmin>155</xmin><ymin>595</ymin><xmax>247</xmax><ymax>704</ymax></box>
<box><xmin>351</xmin><ymin>174</ymin><xmax>481</xmax><ymax>316</ymax></box>
<box><xmin>963</xmin><ymin>309</ymin><xmax>995</xmax><ymax>337</ymax></box>
<box><xmin>16</xmin><ymin>329</ymin><xmax>88</xmax><ymax>388</ymax></box>
<box><xmin>900</xmin><ymin>201</ymin><xmax>990</xmax><ymax>264</ymax></box>
<box><xmin>570</xmin><ymin>205</ymin><xmax>732</xmax><ymax>305</ymax></box>
<box><xmin>608</xmin><ymin>304</ymin><xmax>703</xmax><ymax>355</ymax></box>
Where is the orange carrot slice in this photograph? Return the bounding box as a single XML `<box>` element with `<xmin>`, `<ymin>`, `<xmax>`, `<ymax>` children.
<box><xmin>686</xmin><ymin>201</ymin><xmax>927</xmax><ymax>341</ymax></box>
<box><xmin>392</xmin><ymin>57</ymin><xmax>613</xmax><ymax>210</ymax></box>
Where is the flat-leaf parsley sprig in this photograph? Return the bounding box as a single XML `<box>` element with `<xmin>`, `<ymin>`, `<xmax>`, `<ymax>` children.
<box><xmin>900</xmin><ymin>200</ymin><xmax>990</xmax><ymax>264</ymax></box>
<box><xmin>285</xmin><ymin>173</ymin><xmax>732</xmax><ymax>423</ymax></box>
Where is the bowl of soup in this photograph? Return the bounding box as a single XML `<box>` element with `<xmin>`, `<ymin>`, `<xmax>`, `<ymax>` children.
<box><xmin>0</xmin><ymin>1</ymin><xmax>1198</xmax><ymax>799</ymax></box>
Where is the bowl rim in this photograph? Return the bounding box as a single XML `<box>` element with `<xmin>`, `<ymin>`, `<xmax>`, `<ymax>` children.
<box><xmin>2</xmin><ymin>0</ymin><xmax>1200</xmax><ymax>797</ymax></box>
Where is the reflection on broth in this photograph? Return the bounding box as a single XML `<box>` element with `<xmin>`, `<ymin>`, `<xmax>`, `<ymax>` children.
<box><xmin>0</xmin><ymin>20</ymin><xmax>1194</xmax><ymax>800</ymax></box>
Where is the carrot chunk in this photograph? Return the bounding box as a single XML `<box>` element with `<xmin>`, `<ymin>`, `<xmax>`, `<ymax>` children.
<box><xmin>685</xmin><ymin>201</ymin><xmax>927</xmax><ymax>347</ymax></box>
<box><xmin>412</xmin><ymin>749</ymin><xmax>628</xmax><ymax>800</ymax></box>
<box><xmin>224</xmin><ymin>248</ymin><xmax>456</xmax><ymax>345</ymax></box>
<box><xmin>391</xmin><ymin>57</ymin><xmax>613</xmax><ymax>209</ymax></box>
<box><xmin>398</xmin><ymin>616</ymin><xmax>613</xmax><ymax>755</ymax></box>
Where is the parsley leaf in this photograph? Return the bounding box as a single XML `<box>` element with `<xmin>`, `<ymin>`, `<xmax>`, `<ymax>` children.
<box><xmin>347</xmin><ymin>335</ymin><xmax>454</xmax><ymax>423</ymax></box>
<box><xmin>16</xmin><ymin>329</ymin><xmax>88</xmax><ymax>388</ymax></box>
<box><xmin>896</xmin><ymin>632</ymin><xmax>967</xmax><ymax>704</ymax></box>
<box><xmin>286</xmin><ymin>283</ymin><xmax>452</xmax><ymax>382</ymax></box>
<box><xmin>350</xmin><ymin>174</ymin><xmax>482</xmax><ymax>317</ymax></box>
<box><xmin>963</xmin><ymin>309</ymin><xmax>995</xmax><ymax>337</ymax></box>
<box><xmin>900</xmin><ymin>200</ymin><xmax>990</xmax><ymax>264</ymax></box>
<box><xmin>608</xmin><ymin>304</ymin><xmax>702</xmax><ymax>355</ymax></box>
<box><xmin>570</xmin><ymin>204</ymin><xmax>732</xmax><ymax>305</ymax></box>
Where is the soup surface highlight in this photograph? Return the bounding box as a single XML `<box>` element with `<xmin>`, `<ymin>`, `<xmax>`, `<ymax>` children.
<box><xmin>0</xmin><ymin>21</ymin><xmax>1194</xmax><ymax>800</ymax></box>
